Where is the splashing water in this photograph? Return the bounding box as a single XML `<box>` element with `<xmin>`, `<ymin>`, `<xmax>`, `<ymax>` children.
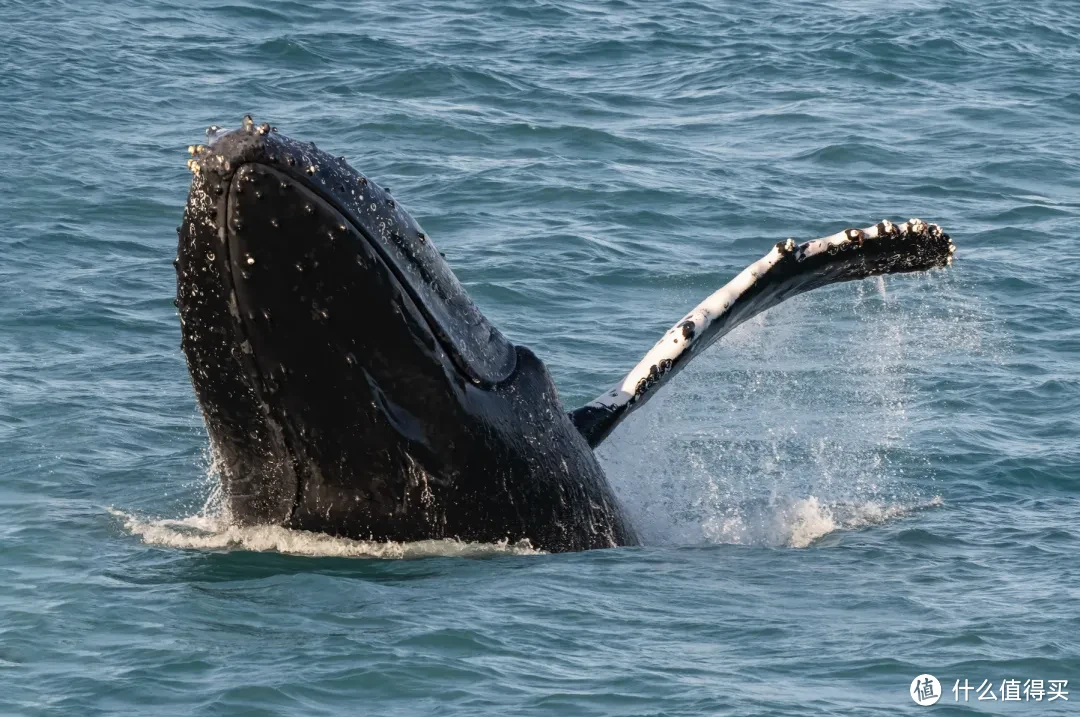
<box><xmin>707</xmin><ymin>495</ymin><xmax>944</xmax><ymax>549</ymax></box>
<box><xmin>599</xmin><ymin>272</ymin><xmax>990</xmax><ymax>548</ymax></box>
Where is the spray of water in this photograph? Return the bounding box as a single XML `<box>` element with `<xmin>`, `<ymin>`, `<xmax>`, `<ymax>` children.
<box><xmin>598</xmin><ymin>271</ymin><xmax>993</xmax><ymax>548</ymax></box>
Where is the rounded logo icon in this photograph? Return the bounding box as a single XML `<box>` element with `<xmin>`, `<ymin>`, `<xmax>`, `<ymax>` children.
<box><xmin>910</xmin><ymin>674</ymin><xmax>942</xmax><ymax>706</ymax></box>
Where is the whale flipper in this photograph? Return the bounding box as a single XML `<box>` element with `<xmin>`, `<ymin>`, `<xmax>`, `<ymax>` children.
<box><xmin>570</xmin><ymin>220</ymin><xmax>956</xmax><ymax>447</ymax></box>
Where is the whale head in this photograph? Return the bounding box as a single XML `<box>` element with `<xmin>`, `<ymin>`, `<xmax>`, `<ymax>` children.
<box><xmin>176</xmin><ymin>118</ymin><xmax>547</xmax><ymax>540</ymax></box>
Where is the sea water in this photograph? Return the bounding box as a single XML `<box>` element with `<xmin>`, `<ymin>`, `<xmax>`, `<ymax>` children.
<box><xmin>1</xmin><ymin>1</ymin><xmax>1078</xmax><ymax>714</ymax></box>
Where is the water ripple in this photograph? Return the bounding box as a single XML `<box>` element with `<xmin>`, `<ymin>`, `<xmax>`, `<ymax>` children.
<box><xmin>3</xmin><ymin>0</ymin><xmax>1080</xmax><ymax>714</ymax></box>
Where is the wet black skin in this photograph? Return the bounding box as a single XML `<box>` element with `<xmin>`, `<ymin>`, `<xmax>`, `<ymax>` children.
<box><xmin>177</xmin><ymin>122</ymin><xmax>637</xmax><ymax>551</ymax></box>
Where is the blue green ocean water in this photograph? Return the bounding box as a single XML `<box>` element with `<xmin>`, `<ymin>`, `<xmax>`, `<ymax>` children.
<box><xmin>2</xmin><ymin>0</ymin><xmax>1079</xmax><ymax>714</ymax></box>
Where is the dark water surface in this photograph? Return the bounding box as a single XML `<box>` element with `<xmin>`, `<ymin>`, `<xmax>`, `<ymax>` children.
<box><xmin>2</xmin><ymin>0</ymin><xmax>1078</xmax><ymax>714</ymax></box>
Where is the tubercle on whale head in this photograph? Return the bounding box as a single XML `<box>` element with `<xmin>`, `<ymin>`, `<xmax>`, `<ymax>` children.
<box><xmin>180</xmin><ymin>115</ymin><xmax>517</xmax><ymax>386</ymax></box>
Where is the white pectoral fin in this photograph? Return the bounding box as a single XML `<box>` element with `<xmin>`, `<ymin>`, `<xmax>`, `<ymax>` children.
<box><xmin>569</xmin><ymin>219</ymin><xmax>955</xmax><ymax>447</ymax></box>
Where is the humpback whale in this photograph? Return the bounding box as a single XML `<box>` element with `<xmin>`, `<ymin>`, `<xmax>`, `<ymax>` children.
<box><xmin>176</xmin><ymin>116</ymin><xmax>955</xmax><ymax>552</ymax></box>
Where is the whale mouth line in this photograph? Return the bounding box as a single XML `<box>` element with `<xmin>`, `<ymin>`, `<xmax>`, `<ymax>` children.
<box><xmin>225</xmin><ymin>161</ymin><xmax>504</xmax><ymax>391</ymax></box>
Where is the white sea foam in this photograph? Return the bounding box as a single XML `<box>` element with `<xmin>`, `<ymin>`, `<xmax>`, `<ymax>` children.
<box><xmin>703</xmin><ymin>495</ymin><xmax>944</xmax><ymax>549</ymax></box>
<box><xmin>108</xmin><ymin>508</ymin><xmax>542</xmax><ymax>559</ymax></box>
